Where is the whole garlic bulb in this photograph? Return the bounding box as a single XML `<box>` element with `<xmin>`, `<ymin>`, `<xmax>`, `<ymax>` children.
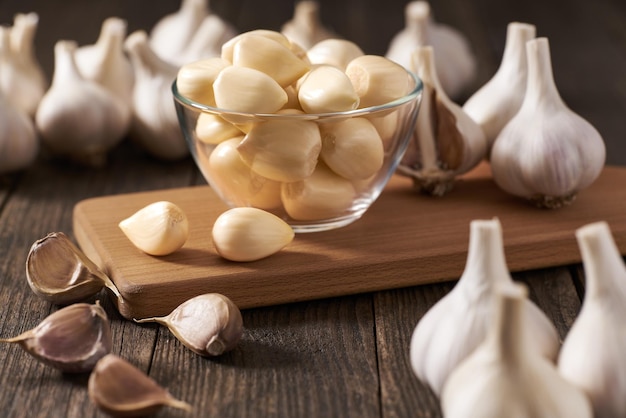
<box><xmin>125</xmin><ymin>31</ymin><xmax>189</xmax><ymax>160</ymax></box>
<box><xmin>558</xmin><ymin>222</ymin><xmax>626</xmax><ymax>417</ymax></box>
<box><xmin>0</xmin><ymin>89</ymin><xmax>39</xmax><ymax>174</ymax></box>
<box><xmin>463</xmin><ymin>22</ymin><xmax>536</xmax><ymax>153</ymax></box>
<box><xmin>397</xmin><ymin>46</ymin><xmax>487</xmax><ymax>196</ymax></box>
<box><xmin>410</xmin><ymin>218</ymin><xmax>559</xmax><ymax>396</ymax></box>
<box><xmin>75</xmin><ymin>17</ymin><xmax>135</xmax><ymax>109</ymax></box>
<box><xmin>149</xmin><ymin>0</ymin><xmax>208</xmax><ymax>64</ymax></box>
<box><xmin>490</xmin><ymin>38</ymin><xmax>606</xmax><ymax>208</ymax></box>
<box><xmin>281</xmin><ymin>0</ymin><xmax>335</xmax><ymax>50</ymax></box>
<box><xmin>35</xmin><ymin>40</ymin><xmax>129</xmax><ymax>167</ymax></box>
<box><xmin>1</xmin><ymin>18</ymin><xmax>47</xmax><ymax>118</ymax></box>
<box><xmin>386</xmin><ymin>0</ymin><xmax>476</xmax><ymax>99</ymax></box>
<box><xmin>441</xmin><ymin>284</ymin><xmax>592</xmax><ymax>418</ymax></box>
<box><xmin>177</xmin><ymin>14</ymin><xmax>237</xmax><ymax>65</ymax></box>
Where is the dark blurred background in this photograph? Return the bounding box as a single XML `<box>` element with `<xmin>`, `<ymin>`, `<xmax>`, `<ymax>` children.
<box><xmin>1</xmin><ymin>0</ymin><xmax>625</xmax><ymax>164</ymax></box>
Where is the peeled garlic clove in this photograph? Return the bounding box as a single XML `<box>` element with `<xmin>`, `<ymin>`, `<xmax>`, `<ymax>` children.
<box><xmin>213</xmin><ymin>65</ymin><xmax>288</xmax><ymax>114</ymax></box>
<box><xmin>345</xmin><ymin>55</ymin><xmax>411</xmax><ymax>108</ymax></box>
<box><xmin>441</xmin><ymin>284</ymin><xmax>592</xmax><ymax>418</ymax></box>
<box><xmin>237</xmin><ymin>119</ymin><xmax>322</xmax><ymax>182</ymax></box>
<box><xmin>298</xmin><ymin>66</ymin><xmax>360</xmax><ymax>113</ymax></box>
<box><xmin>410</xmin><ymin>218</ymin><xmax>559</xmax><ymax>395</ymax></box>
<box><xmin>221</xmin><ymin>29</ymin><xmax>292</xmax><ymax>63</ymax></box>
<box><xmin>89</xmin><ymin>354</ymin><xmax>192</xmax><ymax>416</ymax></box>
<box><xmin>176</xmin><ymin>57</ymin><xmax>230</xmax><ymax>107</ymax></box>
<box><xmin>398</xmin><ymin>46</ymin><xmax>487</xmax><ymax>196</ymax></box>
<box><xmin>207</xmin><ymin>137</ymin><xmax>282</xmax><ymax>209</ymax></box>
<box><xmin>0</xmin><ymin>302</ymin><xmax>112</xmax><ymax>373</ymax></box>
<box><xmin>306</xmin><ymin>39</ymin><xmax>364</xmax><ymax>70</ymax></box>
<box><xmin>281</xmin><ymin>163</ymin><xmax>357</xmax><ymax>221</ymax></box>
<box><xmin>490</xmin><ymin>38</ymin><xmax>606</xmax><ymax>208</ymax></box>
<box><xmin>558</xmin><ymin>222</ymin><xmax>626</xmax><ymax>417</ymax></box>
<box><xmin>463</xmin><ymin>22</ymin><xmax>536</xmax><ymax>152</ymax></box>
<box><xmin>119</xmin><ymin>201</ymin><xmax>189</xmax><ymax>256</ymax></box>
<box><xmin>136</xmin><ymin>293</ymin><xmax>243</xmax><ymax>356</ymax></box>
<box><xmin>280</xmin><ymin>0</ymin><xmax>335</xmax><ymax>50</ymax></box>
<box><xmin>195</xmin><ymin>112</ymin><xmax>242</xmax><ymax>144</ymax></box>
<box><xmin>232</xmin><ymin>34</ymin><xmax>310</xmax><ymax>88</ymax></box>
<box><xmin>320</xmin><ymin>117</ymin><xmax>384</xmax><ymax>180</ymax></box>
<box><xmin>26</xmin><ymin>232</ymin><xmax>121</xmax><ymax>305</ymax></box>
<box><xmin>212</xmin><ymin>207</ymin><xmax>294</xmax><ymax>262</ymax></box>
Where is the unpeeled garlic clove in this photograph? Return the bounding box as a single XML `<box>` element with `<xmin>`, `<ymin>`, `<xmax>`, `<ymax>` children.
<box><xmin>136</xmin><ymin>293</ymin><xmax>243</xmax><ymax>356</ymax></box>
<box><xmin>89</xmin><ymin>354</ymin><xmax>192</xmax><ymax>416</ymax></box>
<box><xmin>212</xmin><ymin>207</ymin><xmax>295</xmax><ymax>262</ymax></box>
<box><xmin>397</xmin><ymin>46</ymin><xmax>487</xmax><ymax>196</ymax></box>
<box><xmin>490</xmin><ymin>38</ymin><xmax>606</xmax><ymax>208</ymax></box>
<box><xmin>297</xmin><ymin>65</ymin><xmax>360</xmax><ymax>113</ymax></box>
<box><xmin>345</xmin><ymin>54</ymin><xmax>411</xmax><ymax>108</ymax></box>
<box><xmin>26</xmin><ymin>232</ymin><xmax>121</xmax><ymax>305</ymax></box>
<box><xmin>0</xmin><ymin>302</ymin><xmax>112</xmax><ymax>373</ymax></box>
<box><xmin>236</xmin><ymin>118</ymin><xmax>322</xmax><ymax>182</ymax></box>
<box><xmin>118</xmin><ymin>201</ymin><xmax>189</xmax><ymax>256</ymax></box>
<box><xmin>558</xmin><ymin>222</ymin><xmax>626</xmax><ymax>417</ymax></box>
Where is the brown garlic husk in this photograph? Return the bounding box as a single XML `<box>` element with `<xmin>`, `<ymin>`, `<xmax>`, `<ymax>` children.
<box><xmin>88</xmin><ymin>354</ymin><xmax>192</xmax><ymax>417</ymax></box>
<box><xmin>135</xmin><ymin>293</ymin><xmax>243</xmax><ymax>356</ymax></box>
<box><xmin>26</xmin><ymin>232</ymin><xmax>122</xmax><ymax>305</ymax></box>
<box><xmin>0</xmin><ymin>302</ymin><xmax>112</xmax><ymax>373</ymax></box>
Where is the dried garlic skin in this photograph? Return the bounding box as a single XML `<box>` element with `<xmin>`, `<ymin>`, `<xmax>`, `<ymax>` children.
<box><xmin>0</xmin><ymin>302</ymin><xmax>112</xmax><ymax>373</ymax></box>
<box><xmin>118</xmin><ymin>201</ymin><xmax>189</xmax><ymax>256</ymax></box>
<box><xmin>26</xmin><ymin>232</ymin><xmax>120</xmax><ymax>305</ymax></box>
<box><xmin>89</xmin><ymin>354</ymin><xmax>192</xmax><ymax>417</ymax></box>
<box><xmin>136</xmin><ymin>293</ymin><xmax>243</xmax><ymax>357</ymax></box>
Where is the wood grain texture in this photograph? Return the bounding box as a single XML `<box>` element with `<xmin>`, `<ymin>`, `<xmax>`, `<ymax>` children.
<box><xmin>73</xmin><ymin>166</ymin><xmax>626</xmax><ymax>319</ymax></box>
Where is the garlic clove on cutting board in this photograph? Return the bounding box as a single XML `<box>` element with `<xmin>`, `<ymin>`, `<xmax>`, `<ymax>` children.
<box><xmin>397</xmin><ymin>46</ymin><xmax>487</xmax><ymax>196</ymax></box>
<box><xmin>490</xmin><ymin>37</ymin><xmax>606</xmax><ymax>208</ymax></box>
<box><xmin>558</xmin><ymin>221</ymin><xmax>626</xmax><ymax>417</ymax></box>
<box><xmin>463</xmin><ymin>22</ymin><xmax>536</xmax><ymax>153</ymax></box>
<box><xmin>441</xmin><ymin>284</ymin><xmax>592</xmax><ymax>418</ymax></box>
<box><xmin>409</xmin><ymin>218</ymin><xmax>559</xmax><ymax>396</ymax></box>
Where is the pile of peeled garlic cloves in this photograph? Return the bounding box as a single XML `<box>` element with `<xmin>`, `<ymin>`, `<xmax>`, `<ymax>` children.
<box><xmin>409</xmin><ymin>218</ymin><xmax>626</xmax><ymax>417</ymax></box>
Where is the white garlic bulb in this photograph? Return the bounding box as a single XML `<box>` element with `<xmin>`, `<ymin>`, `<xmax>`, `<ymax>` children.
<box><xmin>75</xmin><ymin>17</ymin><xmax>135</xmax><ymax>109</ymax></box>
<box><xmin>35</xmin><ymin>40</ymin><xmax>129</xmax><ymax>167</ymax></box>
<box><xmin>386</xmin><ymin>0</ymin><xmax>476</xmax><ymax>99</ymax></box>
<box><xmin>177</xmin><ymin>14</ymin><xmax>237</xmax><ymax>65</ymax></box>
<box><xmin>1</xmin><ymin>17</ymin><xmax>47</xmax><ymax>118</ymax></box>
<box><xmin>281</xmin><ymin>0</ymin><xmax>335</xmax><ymax>50</ymax></box>
<box><xmin>149</xmin><ymin>0</ymin><xmax>208</xmax><ymax>64</ymax></box>
<box><xmin>558</xmin><ymin>222</ymin><xmax>626</xmax><ymax>417</ymax></box>
<box><xmin>490</xmin><ymin>38</ymin><xmax>606</xmax><ymax>208</ymax></box>
<box><xmin>397</xmin><ymin>46</ymin><xmax>486</xmax><ymax>196</ymax></box>
<box><xmin>410</xmin><ymin>218</ymin><xmax>559</xmax><ymax>396</ymax></box>
<box><xmin>463</xmin><ymin>22</ymin><xmax>536</xmax><ymax>153</ymax></box>
<box><xmin>0</xmin><ymin>89</ymin><xmax>39</xmax><ymax>174</ymax></box>
<box><xmin>125</xmin><ymin>31</ymin><xmax>189</xmax><ymax>161</ymax></box>
<box><xmin>441</xmin><ymin>284</ymin><xmax>592</xmax><ymax>418</ymax></box>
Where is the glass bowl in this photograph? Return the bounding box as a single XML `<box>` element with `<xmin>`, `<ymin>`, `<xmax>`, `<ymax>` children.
<box><xmin>173</xmin><ymin>71</ymin><xmax>422</xmax><ymax>233</ymax></box>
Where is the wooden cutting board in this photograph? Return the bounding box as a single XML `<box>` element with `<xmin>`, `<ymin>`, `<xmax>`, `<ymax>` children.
<box><xmin>73</xmin><ymin>165</ymin><xmax>626</xmax><ymax>319</ymax></box>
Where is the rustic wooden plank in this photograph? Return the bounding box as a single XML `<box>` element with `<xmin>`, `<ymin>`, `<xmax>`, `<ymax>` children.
<box><xmin>144</xmin><ymin>295</ymin><xmax>380</xmax><ymax>418</ymax></box>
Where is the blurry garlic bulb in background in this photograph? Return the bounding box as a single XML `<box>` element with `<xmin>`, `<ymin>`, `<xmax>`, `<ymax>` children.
<box><xmin>125</xmin><ymin>31</ymin><xmax>189</xmax><ymax>160</ymax></box>
<box><xmin>397</xmin><ymin>46</ymin><xmax>486</xmax><ymax>196</ymax></box>
<box><xmin>441</xmin><ymin>284</ymin><xmax>592</xmax><ymax>418</ymax></box>
<box><xmin>75</xmin><ymin>17</ymin><xmax>135</xmax><ymax>110</ymax></box>
<box><xmin>281</xmin><ymin>0</ymin><xmax>335</xmax><ymax>50</ymax></box>
<box><xmin>410</xmin><ymin>218</ymin><xmax>559</xmax><ymax>396</ymax></box>
<box><xmin>386</xmin><ymin>0</ymin><xmax>476</xmax><ymax>99</ymax></box>
<box><xmin>0</xmin><ymin>89</ymin><xmax>39</xmax><ymax>174</ymax></box>
<box><xmin>490</xmin><ymin>38</ymin><xmax>605</xmax><ymax>208</ymax></box>
<box><xmin>178</xmin><ymin>14</ymin><xmax>237</xmax><ymax>65</ymax></box>
<box><xmin>558</xmin><ymin>222</ymin><xmax>626</xmax><ymax>418</ymax></box>
<box><xmin>149</xmin><ymin>0</ymin><xmax>208</xmax><ymax>64</ymax></box>
<box><xmin>463</xmin><ymin>22</ymin><xmax>536</xmax><ymax>153</ymax></box>
<box><xmin>35</xmin><ymin>40</ymin><xmax>129</xmax><ymax>167</ymax></box>
<box><xmin>1</xmin><ymin>15</ymin><xmax>47</xmax><ymax>118</ymax></box>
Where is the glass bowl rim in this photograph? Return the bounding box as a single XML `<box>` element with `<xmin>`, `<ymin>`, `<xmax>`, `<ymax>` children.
<box><xmin>172</xmin><ymin>71</ymin><xmax>423</xmax><ymax>121</ymax></box>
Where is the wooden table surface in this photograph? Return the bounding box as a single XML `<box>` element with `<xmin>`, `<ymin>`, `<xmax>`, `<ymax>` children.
<box><xmin>1</xmin><ymin>0</ymin><xmax>624</xmax><ymax>417</ymax></box>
